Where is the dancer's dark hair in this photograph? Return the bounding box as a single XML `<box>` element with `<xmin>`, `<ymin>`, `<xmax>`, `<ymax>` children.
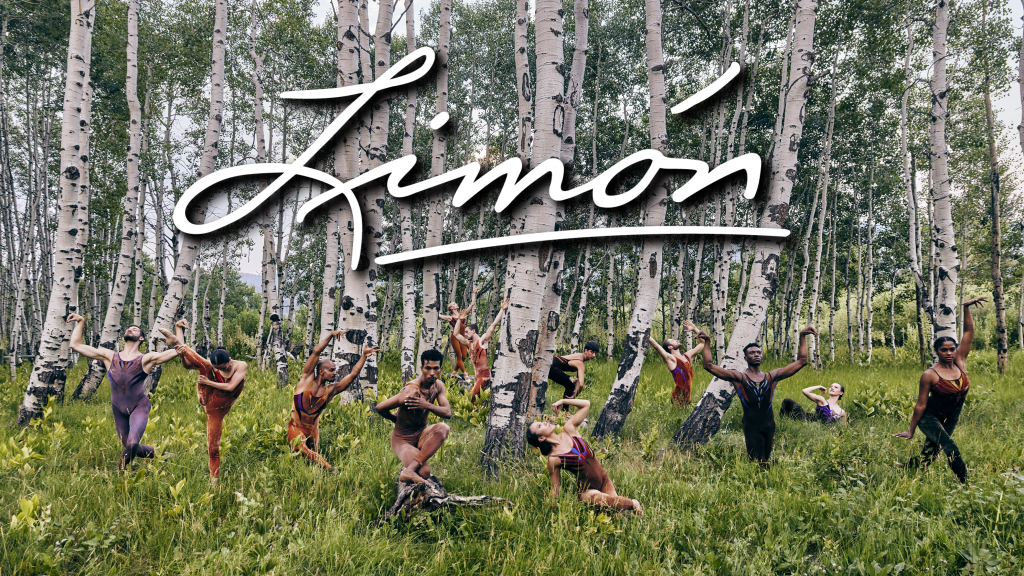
<box><xmin>526</xmin><ymin>426</ymin><xmax>554</xmax><ymax>455</ymax></box>
<box><xmin>663</xmin><ymin>339</ymin><xmax>678</xmax><ymax>351</ymax></box>
<box><xmin>933</xmin><ymin>336</ymin><xmax>957</xmax><ymax>352</ymax></box>
<box><xmin>421</xmin><ymin>348</ymin><xmax>444</xmax><ymax>366</ymax></box>
<box><xmin>743</xmin><ymin>342</ymin><xmax>761</xmax><ymax>354</ymax></box>
<box><xmin>584</xmin><ymin>341</ymin><xmax>600</xmax><ymax>353</ymax></box>
<box><xmin>210</xmin><ymin>347</ymin><xmax>230</xmax><ymax>366</ymax></box>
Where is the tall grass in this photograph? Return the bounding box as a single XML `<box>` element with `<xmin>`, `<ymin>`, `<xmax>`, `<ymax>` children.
<box><xmin>1</xmin><ymin>350</ymin><xmax>1022</xmax><ymax>574</ymax></box>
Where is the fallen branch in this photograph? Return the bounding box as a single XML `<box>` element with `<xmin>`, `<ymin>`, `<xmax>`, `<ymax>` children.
<box><xmin>378</xmin><ymin>476</ymin><xmax>506</xmax><ymax>525</ymax></box>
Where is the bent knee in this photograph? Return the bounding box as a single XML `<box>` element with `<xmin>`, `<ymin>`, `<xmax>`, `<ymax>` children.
<box><xmin>436</xmin><ymin>423</ymin><xmax>451</xmax><ymax>437</ymax></box>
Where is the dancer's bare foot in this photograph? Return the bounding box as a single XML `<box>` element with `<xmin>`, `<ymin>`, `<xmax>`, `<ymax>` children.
<box><xmin>398</xmin><ymin>467</ymin><xmax>426</xmax><ymax>483</ymax></box>
<box><xmin>158</xmin><ymin>328</ymin><xmax>179</xmax><ymax>348</ymax></box>
<box><xmin>631</xmin><ymin>500</ymin><xmax>643</xmax><ymax>516</ymax></box>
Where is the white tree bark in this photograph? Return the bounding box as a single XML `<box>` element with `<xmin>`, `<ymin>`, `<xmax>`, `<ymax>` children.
<box><xmin>560</xmin><ymin>0</ymin><xmax>588</xmax><ymax>168</ymax></box>
<box><xmin>804</xmin><ymin>73</ymin><xmax>836</xmax><ymax>365</ymax></box>
<box><xmin>398</xmin><ymin>0</ymin><xmax>418</xmax><ymax>382</ymax></box>
<box><xmin>514</xmin><ymin>0</ymin><xmax>533</xmax><ymax>163</ymax></box>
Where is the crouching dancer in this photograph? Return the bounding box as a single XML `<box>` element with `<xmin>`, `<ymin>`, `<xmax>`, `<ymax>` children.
<box><xmin>375</xmin><ymin>349</ymin><xmax>452</xmax><ymax>483</ymax></box>
<box><xmin>67</xmin><ymin>314</ymin><xmax>180</xmax><ymax>471</ymax></box>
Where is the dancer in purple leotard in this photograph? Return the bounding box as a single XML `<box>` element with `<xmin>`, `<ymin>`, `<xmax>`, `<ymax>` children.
<box><xmin>67</xmin><ymin>314</ymin><xmax>180</xmax><ymax>471</ymax></box>
<box><xmin>780</xmin><ymin>384</ymin><xmax>847</xmax><ymax>424</ymax></box>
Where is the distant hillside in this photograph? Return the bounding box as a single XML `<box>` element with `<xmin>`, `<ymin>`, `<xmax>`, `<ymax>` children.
<box><xmin>240</xmin><ymin>273</ymin><xmax>261</xmax><ymax>290</ymax></box>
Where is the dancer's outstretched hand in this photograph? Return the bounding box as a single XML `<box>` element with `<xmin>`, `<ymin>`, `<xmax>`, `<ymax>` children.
<box><xmin>175</xmin><ymin>319</ymin><xmax>189</xmax><ymax>329</ymax></box>
<box><xmin>361</xmin><ymin>345</ymin><xmax>380</xmax><ymax>358</ymax></box>
<box><xmin>681</xmin><ymin>320</ymin><xmax>699</xmax><ymax>333</ymax></box>
<box><xmin>158</xmin><ymin>327</ymin><xmax>179</xmax><ymax>348</ymax></box>
<box><xmin>695</xmin><ymin>330</ymin><xmax>711</xmax><ymax>342</ymax></box>
<box><xmin>892</xmin><ymin>430</ymin><xmax>913</xmax><ymax>439</ymax></box>
<box><xmin>799</xmin><ymin>326</ymin><xmax>818</xmax><ymax>337</ymax></box>
<box><xmin>500</xmin><ymin>298</ymin><xmax>510</xmax><ymax>310</ymax></box>
<box><xmin>67</xmin><ymin>313</ymin><xmax>85</xmax><ymax>323</ymax></box>
<box><xmin>963</xmin><ymin>297</ymin><xmax>986</xmax><ymax>309</ymax></box>
<box><xmin>330</xmin><ymin>330</ymin><xmax>347</xmax><ymax>339</ymax></box>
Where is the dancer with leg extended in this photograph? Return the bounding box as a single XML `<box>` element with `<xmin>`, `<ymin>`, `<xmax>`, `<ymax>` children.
<box><xmin>527</xmin><ymin>399</ymin><xmax>642</xmax><ymax>515</ymax></box>
<box><xmin>780</xmin><ymin>384</ymin><xmax>846</xmax><ymax>423</ymax></box>
<box><xmin>67</xmin><ymin>313</ymin><xmax>180</xmax><ymax>471</ymax></box>
<box><xmin>161</xmin><ymin>320</ymin><xmax>246</xmax><ymax>479</ymax></box>
<box><xmin>548</xmin><ymin>342</ymin><xmax>599</xmax><ymax>400</ymax></box>
<box><xmin>453</xmin><ymin>298</ymin><xmax>509</xmax><ymax>401</ymax></box>
<box><xmin>376</xmin><ymin>349</ymin><xmax>452</xmax><ymax>483</ymax></box>
<box><xmin>893</xmin><ymin>297</ymin><xmax>985</xmax><ymax>484</ymax></box>
<box><xmin>440</xmin><ymin>287</ymin><xmax>477</xmax><ymax>378</ymax></box>
<box><xmin>648</xmin><ymin>320</ymin><xmax>704</xmax><ymax>405</ymax></box>
<box><xmin>286</xmin><ymin>330</ymin><xmax>377</xmax><ymax>470</ymax></box>
<box><xmin>696</xmin><ymin>326</ymin><xmax>817</xmax><ymax>465</ymax></box>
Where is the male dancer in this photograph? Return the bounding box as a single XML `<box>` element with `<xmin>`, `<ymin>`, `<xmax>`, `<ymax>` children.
<box><xmin>287</xmin><ymin>329</ymin><xmax>377</xmax><ymax>470</ymax></box>
<box><xmin>548</xmin><ymin>342</ymin><xmax>600</xmax><ymax>399</ymax></box>
<box><xmin>67</xmin><ymin>313</ymin><xmax>180</xmax><ymax>471</ymax></box>
<box><xmin>375</xmin><ymin>349</ymin><xmax>452</xmax><ymax>483</ymax></box>
<box><xmin>695</xmin><ymin>326</ymin><xmax>817</xmax><ymax>465</ymax></box>
<box><xmin>648</xmin><ymin>320</ymin><xmax>704</xmax><ymax>405</ymax></box>
<box><xmin>453</xmin><ymin>298</ymin><xmax>509</xmax><ymax>401</ymax></box>
<box><xmin>160</xmin><ymin>320</ymin><xmax>247</xmax><ymax>479</ymax></box>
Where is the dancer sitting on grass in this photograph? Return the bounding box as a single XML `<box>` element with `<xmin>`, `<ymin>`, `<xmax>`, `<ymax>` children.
<box><xmin>161</xmin><ymin>320</ymin><xmax>247</xmax><ymax>479</ymax></box>
<box><xmin>376</xmin><ymin>349</ymin><xmax>452</xmax><ymax>483</ymax></box>
<box><xmin>780</xmin><ymin>384</ymin><xmax>847</xmax><ymax>424</ymax></box>
<box><xmin>893</xmin><ymin>297</ymin><xmax>985</xmax><ymax>484</ymax></box>
<box><xmin>286</xmin><ymin>330</ymin><xmax>377</xmax><ymax>471</ymax></box>
<box><xmin>453</xmin><ymin>297</ymin><xmax>509</xmax><ymax>402</ymax></box>
<box><xmin>527</xmin><ymin>399</ymin><xmax>642</xmax><ymax>515</ymax></box>
<box><xmin>67</xmin><ymin>313</ymin><xmax>180</xmax><ymax>471</ymax></box>
<box><xmin>695</xmin><ymin>326</ymin><xmax>817</xmax><ymax>465</ymax></box>
<box><xmin>548</xmin><ymin>342</ymin><xmax>599</xmax><ymax>400</ymax></box>
<box><xmin>439</xmin><ymin>287</ymin><xmax>477</xmax><ymax>379</ymax></box>
<box><xmin>647</xmin><ymin>319</ymin><xmax>704</xmax><ymax>405</ymax></box>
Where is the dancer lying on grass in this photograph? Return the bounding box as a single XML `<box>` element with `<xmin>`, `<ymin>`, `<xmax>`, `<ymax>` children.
<box><xmin>893</xmin><ymin>297</ymin><xmax>985</xmax><ymax>484</ymax></box>
<box><xmin>780</xmin><ymin>384</ymin><xmax>846</xmax><ymax>423</ymax></box>
<box><xmin>527</xmin><ymin>399</ymin><xmax>642</xmax><ymax>515</ymax></box>
<box><xmin>161</xmin><ymin>320</ymin><xmax>247</xmax><ymax>479</ymax></box>
<box><xmin>439</xmin><ymin>287</ymin><xmax>477</xmax><ymax>379</ymax></box>
<box><xmin>67</xmin><ymin>313</ymin><xmax>180</xmax><ymax>471</ymax></box>
<box><xmin>287</xmin><ymin>330</ymin><xmax>377</xmax><ymax>471</ymax></box>
<box><xmin>647</xmin><ymin>319</ymin><xmax>704</xmax><ymax>405</ymax></box>
<box><xmin>453</xmin><ymin>297</ymin><xmax>509</xmax><ymax>402</ymax></box>
<box><xmin>376</xmin><ymin>349</ymin><xmax>452</xmax><ymax>483</ymax></box>
<box><xmin>695</xmin><ymin>326</ymin><xmax>817</xmax><ymax>465</ymax></box>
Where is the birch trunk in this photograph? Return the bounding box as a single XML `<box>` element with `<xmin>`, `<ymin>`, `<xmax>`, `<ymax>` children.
<box><xmin>514</xmin><ymin>0</ymin><xmax>533</xmax><ymax>163</ymax></box>
<box><xmin>674</xmin><ymin>0</ymin><xmax>818</xmax><ymax>445</ymax></box>
<box><xmin>560</xmin><ymin>0</ymin><xmax>588</xmax><ymax>168</ymax></box>
<box><xmin>866</xmin><ymin>163</ymin><xmax>874</xmax><ymax>364</ymax></box>
<box><xmin>133</xmin><ymin>77</ymin><xmax>151</xmax><ymax>329</ymax></box>
<box><xmin>806</xmin><ymin>75</ymin><xmax>836</xmax><ymax>365</ymax></box>
<box><xmin>399</xmin><ymin>0</ymin><xmax>418</xmax><ymax>382</ymax></box>
<box><xmin>982</xmin><ymin>0</ymin><xmax>1006</xmax><ymax>373</ymax></box>
<box><xmin>606</xmin><ymin>241</ymin><xmax>614</xmax><ymax>356</ymax></box>
<box><xmin>890</xmin><ymin>269</ymin><xmax>899</xmax><ymax>358</ymax></box>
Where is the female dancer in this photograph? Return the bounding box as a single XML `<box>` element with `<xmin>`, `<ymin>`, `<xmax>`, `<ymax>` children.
<box><xmin>439</xmin><ymin>287</ymin><xmax>477</xmax><ymax>378</ymax></box>
<box><xmin>780</xmin><ymin>384</ymin><xmax>846</xmax><ymax>423</ymax></box>
<box><xmin>161</xmin><ymin>320</ymin><xmax>246</xmax><ymax>479</ymax></box>
<box><xmin>893</xmin><ymin>297</ymin><xmax>985</xmax><ymax>484</ymax></box>
<box><xmin>527</xmin><ymin>399</ymin><xmax>642</xmax><ymax>515</ymax></box>
<box><xmin>647</xmin><ymin>320</ymin><xmax>704</xmax><ymax>405</ymax></box>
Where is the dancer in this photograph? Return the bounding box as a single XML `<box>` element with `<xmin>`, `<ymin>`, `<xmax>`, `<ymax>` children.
<box><xmin>695</xmin><ymin>326</ymin><xmax>817</xmax><ymax>465</ymax></box>
<box><xmin>647</xmin><ymin>319</ymin><xmax>704</xmax><ymax>405</ymax></box>
<box><xmin>893</xmin><ymin>297</ymin><xmax>984</xmax><ymax>484</ymax></box>
<box><xmin>439</xmin><ymin>287</ymin><xmax>477</xmax><ymax>378</ymax></box>
<box><xmin>376</xmin><ymin>349</ymin><xmax>452</xmax><ymax>483</ymax></box>
<box><xmin>66</xmin><ymin>313</ymin><xmax>180</xmax><ymax>471</ymax></box>
<box><xmin>780</xmin><ymin>384</ymin><xmax>846</xmax><ymax>423</ymax></box>
<box><xmin>161</xmin><ymin>320</ymin><xmax>247</xmax><ymax>479</ymax></box>
<box><xmin>548</xmin><ymin>342</ymin><xmax>600</xmax><ymax>399</ymax></box>
<box><xmin>286</xmin><ymin>329</ymin><xmax>377</xmax><ymax>470</ymax></box>
<box><xmin>527</xmin><ymin>399</ymin><xmax>642</xmax><ymax>515</ymax></box>
<box><xmin>453</xmin><ymin>298</ymin><xmax>509</xmax><ymax>401</ymax></box>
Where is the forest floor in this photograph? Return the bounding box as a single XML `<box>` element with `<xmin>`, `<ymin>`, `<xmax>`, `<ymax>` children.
<box><xmin>1</xmin><ymin>348</ymin><xmax>1023</xmax><ymax>575</ymax></box>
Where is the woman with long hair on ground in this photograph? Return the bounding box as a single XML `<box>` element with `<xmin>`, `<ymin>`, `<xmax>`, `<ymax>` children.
<box><xmin>780</xmin><ymin>383</ymin><xmax>846</xmax><ymax>423</ymax></box>
<box><xmin>527</xmin><ymin>399</ymin><xmax>642</xmax><ymax>515</ymax></box>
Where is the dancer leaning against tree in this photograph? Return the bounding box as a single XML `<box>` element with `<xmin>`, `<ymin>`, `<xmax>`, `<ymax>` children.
<box><xmin>527</xmin><ymin>399</ymin><xmax>642</xmax><ymax>515</ymax></box>
<box><xmin>647</xmin><ymin>319</ymin><xmax>704</xmax><ymax>405</ymax></box>
<box><xmin>67</xmin><ymin>314</ymin><xmax>180</xmax><ymax>471</ymax></box>
<box><xmin>287</xmin><ymin>330</ymin><xmax>377</xmax><ymax>471</ymax></box>
<box><xmin>893</xmin><ymin>297</ymin><xmax>985</xmax><ymax>484</ymax></box>
<box><xmin>161</xmin><ymin>320</ymin><xmax>247</xmax><ymax>479</ymax></box>
<box><xmin>439</xmin><ymin>287</ymin><xmax>478</xmax><ymax>379</ymax></box>
<box><xmin>453</xmin><ymin>298</ymin><xmax>509</xmax><ymax>402</ymax></box>
<box><xmin>695</xmin><ymin>326</ymin><xmax>817</xmax><ymax>465</ymax></box>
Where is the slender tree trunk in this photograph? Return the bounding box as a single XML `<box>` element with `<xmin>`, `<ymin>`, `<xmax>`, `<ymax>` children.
<box><xmin>846</xmin><ymin>212</ymin><xmax>855</xmax><ymax>362</ymax></box>
<box><xmin>399</xmin><ymin>0</ymin><xmax>418</xmax><ymax>382</ymax></box>
<box><xmin>866</xmin><ymin>162</ymin><xmax>874</xmax><ymax>364</ymax></box>
<box><xmin>514</xmin><ymin>0</ymin><xmax>533</xmax><ymax>164</ymax></box>
<box><xmin>890</xmin><ymin>269</ymin><xmax>899</xmax><ymax>358</ymax></box>
<box><xmin>606</xmin><ymin>241</ymin><xmax>614</xmax><ymax>356</ymax></box>
<box><xmin>982</xmin><ymin>0</ymin><xmax>1006</xmax><ymax>372</ymax></box>
<box><xmin>828</xmin><ymin>193</ymin><xmax>837</xmax><ymax>363</ymax></box>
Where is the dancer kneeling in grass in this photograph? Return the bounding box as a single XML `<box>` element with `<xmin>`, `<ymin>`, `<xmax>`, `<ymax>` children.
<box><xmin>527</xmin><ymin>399</ymin><xmax>642</xmax><ymax>515</ymax></box>
<box><xmin>780</xmin><ymin>384</ymin><xmax>846</xmax><ymax>424</ymax></box>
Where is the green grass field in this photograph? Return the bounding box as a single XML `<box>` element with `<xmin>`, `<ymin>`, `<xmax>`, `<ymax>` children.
<box><xmin>1</xmin><ymin>349</ymin><xmax>1022</xmax><ymax>575</ymax></box>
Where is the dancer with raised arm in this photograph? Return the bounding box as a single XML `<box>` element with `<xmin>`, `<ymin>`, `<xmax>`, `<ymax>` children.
<box><xmin>893</xmin><ymin>297</ymin><xmax>985</xmax><ymax>484</ymax></box>
<box><xmin>439</xmin><ymin>287</ymin><xmax>478</xmax><ymax>378</ymax></box>
<box><xmin>695</xmin><ymin>326</ymin><xmax>817</xmax><ymax>465</ymax></box>
<box><xmin>648</xmin><ymin>319</ymin><xmax>704</xmax><ymax>405</ymax></box>
<box><xmin>527</xmin><ymin>399</ymin><xmax>642</xmax><ymax>515</ymax></box>
<box><xmin>376</xmin><ymin>349</ymin><xmax>452</xmax><ymax>483</ymax></box>
<box><xmin>453</xmin><ymin>298</ymin><xmax>509</xmax><ymax>401</ymax></box>
<box><xmin>548</xmin><ymin>342</ymin><xmax>599</xmax><ymax>400</ymax></box>
<box><xmin>780</xmin><ymin>384</ymin><xmax>846</xmax><ymax>423</ymax></box>
<box><xmin>160</xmin><ymin>320</ymin><xmax>247</xmax><ymax>479</ymax></box>
<box><xmin>286</xmin><ymin>330</ymin><xmax>378</xmax><ymax>471</ymax></box>
<box><xmin>67</xmin><ymin>314</ymin><xmax>180</xmax><ymax>471</ymax></box>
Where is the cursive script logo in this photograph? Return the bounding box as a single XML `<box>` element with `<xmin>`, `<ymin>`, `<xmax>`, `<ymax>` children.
<box><xmin>173</xmin><ymin>47</ymin><xmax>788</xmax><ymax>269</ymax></box>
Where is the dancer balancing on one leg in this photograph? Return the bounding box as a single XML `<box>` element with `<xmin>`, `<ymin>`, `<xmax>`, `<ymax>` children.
<box><xmin>286</xmin><ymin>330</ymin><xmax>377</xmax><ymax>471</ymax></box>
<box><xmin>160</xmin><ymin>320</ymin><xmax>247</xmax><ymax>479</ymax></box>
<box><xmin>375</xmin><ymin>349</ymin><xmax>452</xmax><ymax>483</ymax></box>
<box><xmin>893</xmin><ymin>297</ymin><xmax>985</xmax><ymax>484</ymax></box>
<box><xmin>67</xmin><ymin>314</ymin><xmax>180</xmax><ymax>471</ymax></box>
<box><xmin>453</xmin><ymin>297</ymin><xmax>509</xmax><ymax>402</ymax></box>
<box><xmin>648</xmin><ymin>319</ymin><xmax>704</xmax><ymax>405</ymax></box>
<box><xmin>548</xmin><ymin>342</ymin><xmax>599</xmax><ymax>400</ymax></box>
<box><xmin>695</xmin><ymin>326</ymin><xmax>817</xmax><ymax>465</ymax></box>
<box><xmin>440</xmin><ymin>287</ymin><xmax>477</xmax><ymax>379</ymax></box>
<box><xmin>780</xmin><ymin>384</ymin><xmax>846</xmax><ymax>423</ymax></box>
<box><xmin>527</xmin><ymin>399</ymin><xmax>642</xmax><ymax>515</ymax></box>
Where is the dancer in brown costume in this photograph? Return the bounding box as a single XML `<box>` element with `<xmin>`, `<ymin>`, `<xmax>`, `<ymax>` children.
<box><xmin>161</xmin><ymin>320</ymin><xmax>246</xmax><ymax>479</ymax></box>
<box><xmin>548</xmin><ymin>343</ymin><xmax>599</xmax><ymax>400</ymax></box>
<box><xmin>527</xmin><ymin>399</ymin><xmax>642</xmax><ymax>515</ymax></box>
<box><xmin>287</xmin><ymin>330</ymin><xmax>377</xmax><ymax>470</ymax></box>
<box><xmin>439</xmin><ymin>287</ymin><xmax>477</xmax><ymax>377</ymax></box>
<box><xmin>453</xmin><ymin>298</ymin><xmax>509</xmax><ymax>401</ymax></box>
<box><xmin>375</xmin><ymin>349</ymin><xmax>452</xmax><ymax>483</ymax></box>
<box><xmin>647</xmin><ymin>320</ymin><xmax>704</xmax><ymax>405</ymax></box>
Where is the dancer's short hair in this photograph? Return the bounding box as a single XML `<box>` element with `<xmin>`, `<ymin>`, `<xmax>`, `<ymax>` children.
<box><xmin>584</xmin><ymin>341</ymin><xmax>600</xmax><ymax>354</ymax></box>
<box><xmin>421</xmin><ymin>348</ymin><xmax>444</xmax><ymax>366</ymax></box>
<box><xmin>210</xmin><ymin>347</ymin><xmax>230</xmax><ymax>365</ymax></box>
<box><xmin>933</xmin><ymin>336</ymin><xmax>957</xmax><ymax>352</ymax></box>
<box><xmin>663</xmin><ymin>339</ymin><xmax>678</xmax><ymax>351</ymax></box>
<box><xmin>467</xmin><ymin>323</ymin><xmax>480</xmax><ymax>333</ymax></box>
<box><xmin>526</xmin><ymin>426</ymin><xmax>554</xmax><ymax>455</ymax></box>
<box><xmin>743</xmin><ymin>342</ymin><xmax>761</xmax><ymax>354</ymax></box>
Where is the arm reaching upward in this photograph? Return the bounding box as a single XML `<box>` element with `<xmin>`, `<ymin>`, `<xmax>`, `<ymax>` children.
<box><xmin>479</xmin><ymin>298</ymin><xmax>509</xmax><ymax>345</ymax></box>
<box><xmin>680</xmin><ymin>321</ymin><xmax>705</xmax><ymax>362</ymax></box>
<box><xmin>303</xmin><ymin>330</ymin><xmax>345</xmax><ymax>376</ymax></box>
<box><xmin>462</xmin><ymin>286</ymin><xmax>479</xmax><ymax>317</ymax></box>
<box><xmin>647</xmin><ymin>336</ymin><xmax>676</xmax><ymax>370</ymax></box>
<box><xmin>453</xmin><ymin>317</ymin><xmax>472</xmax><ymax>348</ymax></box>
<box><xmin>957</xmin><ymin>298</ymin><xmax>985</xmax><ymax>363</ymax></box>
<box><xmin>331</xmin><ymin>344</ymin><xmax>379</xmax><ymax>396</ymax></box>
<box><xmin>769</xmin><ymin>327</ymin><xmax>816</xmax><ymax>381</ymax></box>
<box><xmin>552</xmin><ymin>398</ymin><xmax>590</xmax><ymax>428</ymax></box>
<box><xmin>694</xmin><ymin>330</ymin><xmax>745</xmax><ymax>382</ymax></box>
<box><xmin>66</xmin><ymin>314</ymin><xmax>114</xmax><ymax>365</ymax></box>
